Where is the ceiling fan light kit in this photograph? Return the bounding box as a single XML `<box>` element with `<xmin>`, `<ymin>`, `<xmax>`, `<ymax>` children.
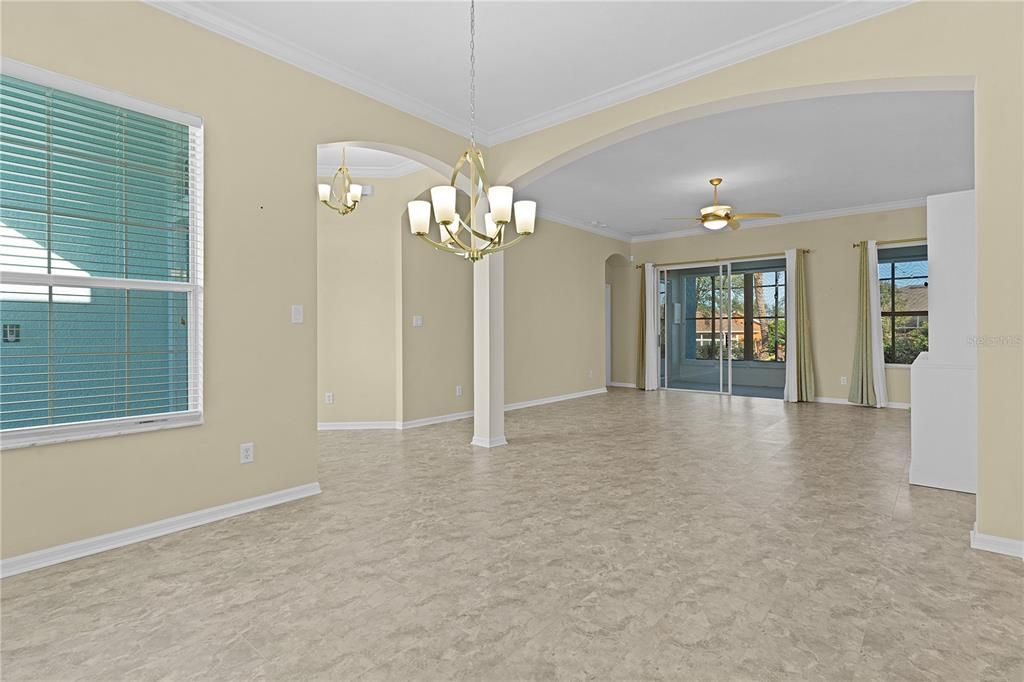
<box><xmin>665</xmin><ymin>177</ymin><xmax>781</xmax><ymax>231</ymax></box>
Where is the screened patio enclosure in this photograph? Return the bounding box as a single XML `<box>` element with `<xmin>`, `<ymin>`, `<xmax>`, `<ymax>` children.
<box><xmin>659</xmin><ymin>259</ymin><xmax>786</xmax><ymax>398</ymax></box>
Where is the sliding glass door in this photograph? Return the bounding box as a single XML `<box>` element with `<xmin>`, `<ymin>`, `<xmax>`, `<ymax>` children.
<box><xmin>662</xmin><ymin>264</ymin><xmax>729</xmax><ymax>393</ymax></box>
<box><xmin>660</xmin><ymin>259</ymin><xmax>786</xmax><ymax>398</ymax></box>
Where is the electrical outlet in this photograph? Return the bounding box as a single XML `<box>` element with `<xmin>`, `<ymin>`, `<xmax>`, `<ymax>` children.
<box><xmin>240</xmin><ymin>442</ymin><xmax>254</xmax><ymax>464</ymax></box>
<box><xmin>412</xmin><ymin>315</ymin><xmax>424</xmax><ymax>328</ymax></box>
<box><xmin>840</xmin><ymin>376</ymin><xmax>848</xmax><ymax>385</ymax></box>
<box><xmin>588</xmin><ymin>369</ymin><xmax>594</xmax><ymax>379</ymax></box>
<box><xmin>455</xmin><ymin>385</ymin><xmax>463</xmax><ymax>397</ymax></box>
<box><xmin>325</xmin><ymin>392</ymin><xmax>334</xmax><ymax>405</ymax></box>
<box><xmin>291</xmin><ymin>304</ymin><xmax>304</xmax><ymax>324</ymax></box>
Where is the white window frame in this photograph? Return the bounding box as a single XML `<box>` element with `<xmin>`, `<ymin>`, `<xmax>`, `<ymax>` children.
<box><xmin>0</xmin><ymin>60</ymin><xmax>204</xmax><ymax>449</ymax></box>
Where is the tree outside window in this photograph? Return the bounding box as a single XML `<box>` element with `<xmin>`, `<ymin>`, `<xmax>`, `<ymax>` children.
<box><xmin>878</xmin><ymin>246</ymin><xmax>928</xmax><ymax>364</ymax></box>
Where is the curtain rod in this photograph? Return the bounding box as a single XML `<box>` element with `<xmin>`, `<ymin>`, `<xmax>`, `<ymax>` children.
<box><xmin>851</xmin><ymin>237</ymin><xmax>926</xmax><ymax>248</ymax></box>
<box><xmin>634</xmin><ymin>249</ymin><xmax>811</xmax><ymax>269</ymax></box>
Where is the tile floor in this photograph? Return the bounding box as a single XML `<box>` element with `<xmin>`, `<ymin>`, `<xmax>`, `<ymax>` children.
<box><xmin>2</xmin><ymin>389</ymin><xmax>1022</xmax><ymax>680</ymax></box>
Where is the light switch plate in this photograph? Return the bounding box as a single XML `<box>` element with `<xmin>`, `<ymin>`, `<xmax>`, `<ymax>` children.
<box><xmin>291</xmin><ymin>304</ymin><xmax>304</xmax><ymax>324</ymax></box>
<box><xmin>412</xmin><ymin>315</ymin><xmax>423</xmax><ymax>328</ymax></box>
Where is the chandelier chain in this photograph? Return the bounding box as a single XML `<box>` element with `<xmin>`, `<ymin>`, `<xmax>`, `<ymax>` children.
<box><xmin>469</xmin><ymin>0</ymin><xmax>476</xmax><ymax>147</ymax></box>
<box><xmin>402</xmin><ymin>0</ymin><xmax>536</xmax><ymax>260</ymax></box>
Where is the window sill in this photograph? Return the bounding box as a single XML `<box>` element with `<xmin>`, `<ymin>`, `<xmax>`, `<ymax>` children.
<box><xmin>1</xmin><ymin>411</ymin><xmax>203</xmax><ymax>450</ymax></box>
<box><xmin>884</xmin><ymin>363</ymin><xmax>913</xmax><ymax>369</ymax></box>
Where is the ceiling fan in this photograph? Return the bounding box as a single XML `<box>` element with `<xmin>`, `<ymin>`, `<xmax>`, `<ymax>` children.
<box><xmin>666</xmin><ymin>177</ymin><xmax>781</xmax><ymax>231</ymax></box>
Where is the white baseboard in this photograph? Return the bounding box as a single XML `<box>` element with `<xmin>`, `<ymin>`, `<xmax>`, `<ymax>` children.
<box><xmin>608</xmin><ymin>382</ymin><xmax>637</xmax><ymax>389</ymax></box>
<box><xmin>813</xmin><ymin>396</ymin><xmax>910</xmax><ymax>410</ymax></box>
<box><xmin>970</xmin><ymin>524</ymin><xmax>1024</xmax><ymax>560</ymax></box>
<box><xmin>318</xmin><ymin>421</ymin><xmax>398</xmax><ymax>430</ymax></box>
<box><xmin>319</xmin><ymin>388</ymin><xmax>608</xmax><ymax>432</ymax></box>
<box><xmin>400</xmin><ymin>411</ymin><xmax>473</xmax><ymax>430</ymax></box>
<box><xmin>471</xmin><ymin>435</ymin><xmax>508</xmax><ymax>448</ymax></box>
<box><xmin>1</xmin><ymin>482</ymin><xmax>322</xmax><ymax>578</ymax></box>
<box><xmin>318</xmin><ymin>412</ymin><xmax>471</xmax><ymax>431</ymax></box>
<box><xmin>505</xmin><ymin>387</ymin><xmax>607</xmax><ymax>411</ymax></box>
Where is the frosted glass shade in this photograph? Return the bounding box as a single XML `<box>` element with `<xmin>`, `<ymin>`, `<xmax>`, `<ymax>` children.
<box><xmin>514</xmin><ymin>200</ymin><xmax>536</xmax><ymax>235</ymax></box>
<box><xmin>701</xmin><ymin>204</ymin><xmax>731</xmax><ymax>217</ymax></box>
<box><xmin>483</xmin><ymin>213</ymin><xmax>499</xmax><ymax>238</ymax></box>
<box><xmin>431</xmin><ymin>185</ymin><xmax>457</xmax><ymax>224</ymax></box>
<box><xmin>408</xmin><ymin>201</ymin><xmax>431</xmax><ymax>234</ymax></box>
<box><xmin>703</xmin><ymin>218</ymin><xmax>728</xmax><ymax>230</ymax></box>
<box><xmin>348</xmin><ymin>184</ymin><xmax>363</xmax><ymax>203</ymax></box>
<box><xmin>318</xmin><ymin>184</ymin><xmax>331</xmax><ymax>202</ymax></box>
<box><xmin>488</xmin><ymin>186</ymin><xmax>513</xmax><ymax>223</ymax></box>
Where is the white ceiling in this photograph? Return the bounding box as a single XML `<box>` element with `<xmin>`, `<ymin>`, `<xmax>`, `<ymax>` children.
<box><xmin>150</xmin><ymin>0</ymin><xmax>907</xmax><ymax>145</ymax></box>
<box><xmin>317</xmin><ymin>144</ymin><xmax>426</xmax><ymax>178</ymax></box>
<box><xmin>523</xmin><ymin>91</ymin><xmax>974</xmax><ymax>240</ymax></box>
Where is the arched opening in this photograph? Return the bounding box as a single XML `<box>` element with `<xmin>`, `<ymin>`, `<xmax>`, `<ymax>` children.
<box><xmin>604</xmin><ymin>253</ymin><xmax>635</xmax><ymax>387</ymax></box>
<box><xmin>315</xmin><ymin>142</ymin><xmax>473</xmax><ymax>428</ymax></box>
<box><xmin>507</xmin><ymin>76</ymin><xmax>973</xmax><ymax>190</ymax></box>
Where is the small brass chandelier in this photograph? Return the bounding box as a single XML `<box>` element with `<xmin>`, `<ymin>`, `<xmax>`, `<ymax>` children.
<box><xmin>407</xmin><ymin>0</ymin><xmax>536</xmax><ymax>262</ymax></box>
<box><xmin>318</xmin><ymin>147</ymin><xmax>363</xmax><ymax>216</ymax></box>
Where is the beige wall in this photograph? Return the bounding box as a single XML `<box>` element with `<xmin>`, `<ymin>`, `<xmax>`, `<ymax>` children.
<box><xmin>0</xmin><ymin>1</ymin><xmax>470</xmax><ymax>558</ymax></box>
<box><xmin>316</xmin><ymin>170</ymin><xmax>473</xmax><ymax>425</ymax></box>
<box><xmin>505</xmin><ymin>219</ymin><xmax>630</xmax><ymax>404</ymax></box>
<box><xmin>605</xmin><ymin>255</ymin><xmax>639</xmax><ymax>386</ymax></box>
<box><xmin>317</xmin><ymin>174</ymin><xmax>399</xmax><ymax>423</ymax></box>
<box><xmin>629</xmin><ymin>208</ymin><xmax>926</xmax><ymax>404</ymax></box>
<box><xmin>489</xmin><ymin>2</ymin><xmax>1023</xmax><ymax>542</ymax></box>
<box><xmin>316</xmin><ymin>178</ymin><xmax>628</xmax><ymax>423</ymax></box>
<box><xmin>3</xmin><ymin>0</ymin><xmax>1021</xmax><ymax>558</ymax></box>
<box><xmin>399</xmin><ymin>186</ymin><xmax>474</xmax><ymax>422</ymax></box>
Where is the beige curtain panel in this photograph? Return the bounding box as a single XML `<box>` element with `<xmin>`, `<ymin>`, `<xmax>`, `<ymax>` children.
<box><xmin>849</xmin><ymin>240</ymin><xmax>889</xmax><ymax>407</ymax></box>
<box><xmin>783</xmin><ymin>248</ymin><xmax>815</xmax><ymax>402</ymax></box>
<box><xmin>635</xmin><ymin>264</ymin><xmax>659</xmax><ymax>390</ymax></box>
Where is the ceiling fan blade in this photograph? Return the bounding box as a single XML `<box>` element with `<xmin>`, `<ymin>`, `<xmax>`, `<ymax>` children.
<box><xmin>728</xmin><ymin>219</ymin><xmax>742</xmax><ymax>230</ymax></box>
<box><xmin>731</xmin><ymin>212</ymin><xmax>781</xmax><ymax>220</ymax></box>
<box><xmin>661</xmin><ymin>217</ymin><xmax>704</xmax><ymax>222</ymax></box>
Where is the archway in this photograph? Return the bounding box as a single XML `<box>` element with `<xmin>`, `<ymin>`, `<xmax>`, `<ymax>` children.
<box><xmin>501</xmin><ymin>76</ymin><xmax>974</xmax><ymax>190</ymax></box>
<box><xmin>315</xmin><ymin>142</ymin><xmax>473</xmax><ymax>429</ymax></box>
<box><xmin>604</xmin><ymin>253</ymin><xmax>635</xmax><ymax>388</ymax></box>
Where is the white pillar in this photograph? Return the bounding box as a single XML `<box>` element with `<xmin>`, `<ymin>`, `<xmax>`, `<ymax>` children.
<box><xmin>471</xmin><ymin>251</ymin><xmax>506</xmax><ymax>448</ymax></box>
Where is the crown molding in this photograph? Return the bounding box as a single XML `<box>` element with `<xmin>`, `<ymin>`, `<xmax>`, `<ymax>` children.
<box><xmin>317</xmin><ymin>158</ymin><xmax>425</xmax><ymax>179</ymax></box>
<box><xmin>144</xmin><ymin>0</ymin><xmax>476</xmax><ymax>141</ymax></box>
<box><xmin>627</xmin><ymin>197</ymin><xmax>927</xmax><ymax>243</ymax></box>
<box><xmin>484</xmin><ymin>1</ymin><xmax>912</xmax><ymax>144</ymax></box>
<box><xmin>145</xmin><ymin>1</ymin><xmax>909</xmax><ymax>147</ymax></box>
<box><xmin>538</xmin><ymin>209</ymin><xmax>632</xmax><ymax>243</ymax></box>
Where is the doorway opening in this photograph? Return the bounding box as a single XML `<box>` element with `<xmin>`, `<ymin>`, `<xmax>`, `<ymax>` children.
<box><xmin>660</xmin><ymin>258</ymin><xmax>786</xmax><ymax>398</ymax></box>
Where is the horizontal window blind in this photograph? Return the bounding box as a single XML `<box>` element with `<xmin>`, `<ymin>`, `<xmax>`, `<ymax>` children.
<box><xmin>0</xmin><ymin>70</ymin><xmax>203</xmax><ymax>444</ymax></box>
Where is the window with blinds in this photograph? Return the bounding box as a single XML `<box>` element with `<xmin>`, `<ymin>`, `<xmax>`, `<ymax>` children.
<box><xmin>0</xmin><ymin>65</ymin><xmax>203</xmax><ymax>448</ymax></box>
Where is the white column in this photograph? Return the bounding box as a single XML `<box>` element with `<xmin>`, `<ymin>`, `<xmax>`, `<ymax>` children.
<box><xmin>471</xmin><ymin>251</ymin><xmax>506</xmax><ymax>447</ymax></box>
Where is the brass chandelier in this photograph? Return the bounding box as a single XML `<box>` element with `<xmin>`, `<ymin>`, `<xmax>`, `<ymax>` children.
<box><xmin>407</xmin><ymin>0</ymin><xmax>536</xmax><ymax>262</ymax></box>
<box><xmin>318</xmin><ymin>147</ymin><xmax>362</xmax><ymax>216</ymax></box>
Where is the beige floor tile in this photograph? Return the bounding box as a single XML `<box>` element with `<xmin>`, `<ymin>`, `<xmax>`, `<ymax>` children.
<box><xmin>2</xmin><ymin>389</ymin><xmax>1022</xmax><ymax>680</ymax></box>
